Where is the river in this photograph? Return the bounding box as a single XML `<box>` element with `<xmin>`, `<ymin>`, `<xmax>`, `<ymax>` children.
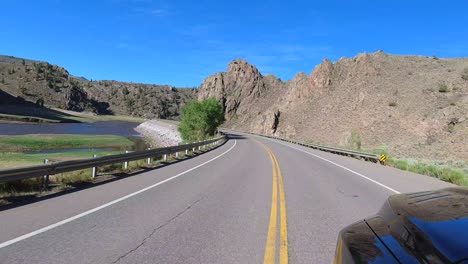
<box><xmin>0</xmin><ymin>121</ymin><xmax>149</xmax><ymax>152</ymax></box>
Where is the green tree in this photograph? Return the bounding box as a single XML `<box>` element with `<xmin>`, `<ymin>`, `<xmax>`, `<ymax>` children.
<box><xmin>178</xmin><ymin>98</ymin><xmax>225</xmax><ymax>142</ymax></box>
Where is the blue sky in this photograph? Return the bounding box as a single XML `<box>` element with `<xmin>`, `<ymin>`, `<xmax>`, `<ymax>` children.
<box><xmin>1</xmin><ymin>0</ymin><xmax>467</xmax><ymax>87</ymax></box>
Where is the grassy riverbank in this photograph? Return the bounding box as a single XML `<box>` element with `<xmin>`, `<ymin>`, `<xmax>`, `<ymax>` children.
<box><xmin>0</xmin><ymin>134</ymin><xmax>134</xmax><ymax>152</ymax></box>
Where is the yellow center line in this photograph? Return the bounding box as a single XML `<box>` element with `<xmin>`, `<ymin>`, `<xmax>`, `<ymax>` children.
<box><xmin>256</xmin><ymin>140</ymin><xmax>288</xmax><ymax>264</ymax></box>
<box><xmin>263</xmin><ymin>149</ymin><xmax>278</xmax><ymax>264</ymax></box>
<box><xmin>273</xmin><ymin>154</ymin><xmax>289</xmax><ymax>264</ymax></box>
<box><xmin>334</xmin><ymin>237</ymin><xmax>343</xmax><ymax>264</ymax></box>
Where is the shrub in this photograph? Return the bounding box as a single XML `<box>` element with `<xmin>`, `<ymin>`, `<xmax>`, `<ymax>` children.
<box><xmin>36</xmin><ymin>98</ymin><xmax>44</xmax><ymax>107</ymax></box>
<box><xmin>0</xmin><ymin>178</ymin><xmax>43</xmax><ymax>194</ymax></box>
<box><xmin>462</xmin><ymin>68</ymin><xmax>468</xmax><ymax>81</ymax></box>
<box><xmin>122</xmin><ymin>87</ymin><xmax>130</xmax><ymax>95</ymax></box>
<box><xmin>438</xmin><ymin>82</ymin><xmax>449</xmax><ymax>93</ymax></box>
<box><xmin>345</xmin><ymin>130</ymin><xmax>361</xmax><ymax>150</ymax></box>
<box><xmin>447</xmin><ymin>124</ymin><xmax>455</xmax><ymax>133</ymax></box>
<box><xmin>389</xmin><ymin>101</ymin><xmax>397</xmax><ymax>107</ymax></box>
<box><xmin>178</xmin><ymin>98</ymin><xmax>225</xmax><ymax>142</ymax></box>
<box><xmin>432</xmin><ymin>55</ymin><xmax>439</xmax><ymax>60</ymax></box>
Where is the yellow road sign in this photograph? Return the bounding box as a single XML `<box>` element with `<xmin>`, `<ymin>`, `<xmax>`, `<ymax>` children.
<box><xmin>380</xmin><ymin>154</ymin><xmax>387</xmax><ymax>162</ymax></box>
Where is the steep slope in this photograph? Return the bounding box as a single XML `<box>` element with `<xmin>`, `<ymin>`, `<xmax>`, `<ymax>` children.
<box><xmin>0</xmin><ymin>56</ymin><xmax>110</xmax><ymax>114</ymax></box>
<box><xmin>84</xmin><ymin>81</ymin><xmax>196</xmax><ymax>119</ymax></box>
<box><xmin>0</xmin><ymin>55</ymin><xmax>197</xmax><ymax>120</ymax></box>
<box><xmin>199</xmin><ymin>52</ymin><xmax>468</xmax><ymax>160</ymax></box>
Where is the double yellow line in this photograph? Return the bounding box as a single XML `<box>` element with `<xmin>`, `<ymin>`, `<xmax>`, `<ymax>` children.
<box><xmin>256</xmin><ymin>141</ymin><xmax>288</xmax><ymax>264</ymax></box>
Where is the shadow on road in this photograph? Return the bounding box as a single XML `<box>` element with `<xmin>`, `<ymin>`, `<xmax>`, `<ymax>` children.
<box><xmin>225</xmin><ymin>133</ymin><xmax>247</xmax><ymax>140</ymax></box>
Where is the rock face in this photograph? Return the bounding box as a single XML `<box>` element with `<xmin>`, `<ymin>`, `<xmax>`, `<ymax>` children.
<box><xmin>199</xmin><ymin>59</ymin><xmax>267</xmax><ymax>119</ymax></box>
<box><xmin>0</xmin><ymin>55</ymin><xmax>197</xmax><ymax>119</ymax></box>
<box><xmin>84</xmin><ymin>81</ymin><xmax>197</xmax><ymax>119</ymax></box>
<box><xmin>199</xmin><ymin>52</ymin><xmax>468</xmax><ymax>161</ymax></box>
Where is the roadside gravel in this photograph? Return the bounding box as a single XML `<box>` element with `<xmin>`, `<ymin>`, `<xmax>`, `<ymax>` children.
<box><xmin>135</xmin><ymin>120</ymin><xmax>181</xmax><ymax>147</ymax></box>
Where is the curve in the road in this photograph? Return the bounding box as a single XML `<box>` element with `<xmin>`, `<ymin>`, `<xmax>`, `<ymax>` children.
<box><xmin>260</xmin><ymin>135</ymin><xmax>401</xmax><ymax>194</ymax></box>
<box><xmin>0</xmin><ymin>140</ymin><xmax>237</xmax><ymax>249</ymax></box>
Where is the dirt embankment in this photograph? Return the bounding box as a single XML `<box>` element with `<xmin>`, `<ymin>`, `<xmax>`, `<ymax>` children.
<box><xmin>135</xmin><ymin>120</ymin><xmax>182</xmax><ymax>147</ymax></box>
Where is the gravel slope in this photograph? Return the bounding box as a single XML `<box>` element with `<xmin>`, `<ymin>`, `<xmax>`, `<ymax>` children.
<box><xmin>135</xmin><ymin>120</ymin><xmax>182</xmax><ymax>147</ymax></box>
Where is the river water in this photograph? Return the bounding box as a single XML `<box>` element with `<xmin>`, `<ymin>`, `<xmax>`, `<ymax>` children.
<box><xmin>0</xmin><ymin>121</ymin><xmax>142</xmax><ymax>137</ymax></box>
<box><xmin>0</xmin><ymin>121</ymin><xmax>149</xmax><ymax>152</ymax></box>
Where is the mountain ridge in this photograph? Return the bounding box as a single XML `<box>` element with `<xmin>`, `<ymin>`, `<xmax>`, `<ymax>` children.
<box><xmin>0</xmin><ymin>55</ymin><xmax>197</xmax><ymax>120</ymax></box>
<box><xmin>199</xmin><ymin>51</ymin><xmax>468</xmax><ymax>161</ymax></box>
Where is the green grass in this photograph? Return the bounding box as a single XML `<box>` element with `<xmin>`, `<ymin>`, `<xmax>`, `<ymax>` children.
<box><xmin>356</xmin><ymin>145</ymin><xmax>467</xmax><ymax>186</ymax></box>
<box><xmin>0</xmin><ymin>134</ymin><xmax>133</xmax><ymax>152</ymax></box>
<box><xmin>0</xmin><ymin>148</ymin><xmax>208</xmax><ymax>195</ymax></box>
<box><xmin>388</xmin><ymin>158</ymin><xmax>468</xmax><ymax>186</ymax></box>
<box><xmin>0</xmin><ymin>150</ymin><xmax>121</xmax><ymax>169</ymax></box>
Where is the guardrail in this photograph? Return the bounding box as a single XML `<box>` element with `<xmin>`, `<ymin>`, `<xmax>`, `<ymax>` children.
<box><xmin>0</xmin><ymin>135</ymin><xmax>227</xmax><ymax>187</ymax></box>
<box><xmin>222</xmin><ymin>129</ymin><xmax>383</xmax><ymax>164</ymax></box>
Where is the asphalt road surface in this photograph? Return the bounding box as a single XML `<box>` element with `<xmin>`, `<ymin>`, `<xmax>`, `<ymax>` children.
<box><xmin>0</xmin><ymin>132</ymin><xmax>453</xmax><ymax>264</ymax></box>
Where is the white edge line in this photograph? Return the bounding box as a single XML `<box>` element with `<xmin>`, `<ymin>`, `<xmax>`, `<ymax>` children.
<box><xmin>255</xmin><ymin>135</ymin><xmax>401</xmax><ymax>194</ymax></box>
<box><xmin>0</xmin><ymin>140</ymin><xmax>237</xmax><ymax>249</ymax></box>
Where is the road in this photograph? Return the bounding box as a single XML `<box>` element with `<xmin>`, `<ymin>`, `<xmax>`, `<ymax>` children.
<box><xmin>0</xmin><ymin>132</ymin><xmax>453</xmax><ymax>263</ymax></box>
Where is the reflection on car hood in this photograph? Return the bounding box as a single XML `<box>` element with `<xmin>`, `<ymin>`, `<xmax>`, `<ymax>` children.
<box><xmin>369</xmin><ymin>187</ymin><xmax>468</xmax><ymax>263</ymax></box>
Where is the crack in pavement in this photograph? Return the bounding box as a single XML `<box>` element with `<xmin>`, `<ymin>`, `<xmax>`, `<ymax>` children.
<box><xmin>112</xmin><ymin>197</ymin><xmax>203</xmax><ymax>263</ymax></box>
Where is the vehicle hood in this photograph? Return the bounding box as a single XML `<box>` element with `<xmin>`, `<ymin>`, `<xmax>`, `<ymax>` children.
<box><xmin>368</xmin><ymin>187</ymin><xmax>468</xmax><ymax>263</ymax></box>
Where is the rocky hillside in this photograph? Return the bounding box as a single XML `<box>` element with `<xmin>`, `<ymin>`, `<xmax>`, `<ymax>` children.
<box><xmin>199</xmin><ymin>52</ymin><xmax>468</xmax><ymax>160</ymax></box>
<box><xmin>0</xmin><ymin>55</ymin><xmax>197</xmax><ymax>119</ymax></box>
<box><xmin>83</xmin><ymin>81</ymin><xmax>196</xmax><ymax>119</ymax></box>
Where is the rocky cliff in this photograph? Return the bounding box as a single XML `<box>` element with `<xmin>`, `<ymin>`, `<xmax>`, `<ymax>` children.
<box><xmin>199</xmin><ymin>52</ymin><xmax>468</xmax><ymax>160</ymax></box>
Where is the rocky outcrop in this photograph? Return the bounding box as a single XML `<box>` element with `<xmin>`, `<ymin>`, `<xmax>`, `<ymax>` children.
<box><xmin>199</xmin><ymin>52</ymin><xmax>468</xmax><ymax>161</ymax></box>
<box><xmin>199</xmin><ymin>59</ymin><xmax>266</xmax><ymax>119</ymax></box>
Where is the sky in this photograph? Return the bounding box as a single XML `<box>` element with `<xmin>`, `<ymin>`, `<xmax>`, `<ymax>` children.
<box><xmin>1</xmin><ymin>0</ymin><xmax>467</xmax><ymax>87</ymax></box>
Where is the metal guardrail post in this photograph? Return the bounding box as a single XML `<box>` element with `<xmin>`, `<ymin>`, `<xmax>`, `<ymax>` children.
<box><xmin>163</xmin><ymin>154</ymin><xmax>167</xmax><ymax>161</ymax></box>
<box><xmin>185</xmin><ymin>149</ymin><xmax>188</xmax><ymax>155</ymax></box>
<box><xmin>147</xmin><ymin>148</ymin><xmax>152</xmax><ymax>165</ymax></box>
<box><xmin>42</xmin><ymin>159</ymin><xmax>49</xmax><ymax>190</ymax></box>
<box><xmin>92</xmin><ymin>155</ymin><xmax>97</xmax><ymax>178</ymax></box>
<box><xmin>123</xmin><ymin>151</ymin><xmax>129</xmax><ymax>169</ymax></box>
<box><xmin>176</xmin><ymin>152</ymin><xmax>179</xmax><ymax>158</ymax></box>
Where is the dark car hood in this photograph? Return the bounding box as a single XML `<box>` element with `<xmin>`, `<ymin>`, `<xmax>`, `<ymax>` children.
<box><xmin>367</xmin><ymin>187</ymin><xmax>468</xmax><ymax>263</ymax></box>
